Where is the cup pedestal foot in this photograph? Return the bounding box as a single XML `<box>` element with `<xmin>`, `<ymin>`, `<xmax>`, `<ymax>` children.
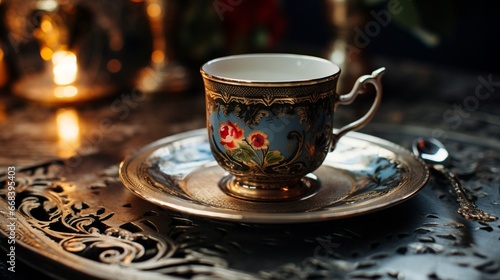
<box><xmin>218</xmin><ymin>174</ymin><xmax>319</xmax><ymax>202</ymax></box>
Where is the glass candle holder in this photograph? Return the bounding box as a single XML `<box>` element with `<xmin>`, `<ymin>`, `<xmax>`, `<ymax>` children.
<box><xmin>3</xmin><ymin>0</ymin><xmax>151</xmax><ymax>105</ymax></box>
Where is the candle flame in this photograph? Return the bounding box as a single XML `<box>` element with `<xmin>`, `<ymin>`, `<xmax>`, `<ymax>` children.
<box><xmin>52</xmin><ymin>50</ymin><xmax>78</xmax><ymax>85</ymax></box>
<box><xmin>52</xmin><ymin>50</ymin><xmax>79</xmax><ymax>99</ymax></box>
<box><xmin>56</xmin><ymin>108</ymin><xmax>81</xmax><ymax>158</ymax></box>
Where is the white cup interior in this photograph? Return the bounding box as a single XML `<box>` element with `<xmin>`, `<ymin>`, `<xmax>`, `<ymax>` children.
<box><xmin>201</xmin><ymin>53</ymin><xmax>340</xmax><ymax>83</ymax></box>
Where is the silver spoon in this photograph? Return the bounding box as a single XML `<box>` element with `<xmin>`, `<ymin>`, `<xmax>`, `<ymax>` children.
<box><xmin>412</xmin><ymin>137</ymin><xmax>498</xmax><ymax>222</ymax></box>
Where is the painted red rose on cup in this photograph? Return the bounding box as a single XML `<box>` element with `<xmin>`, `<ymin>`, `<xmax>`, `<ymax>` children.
<box><xmin>219</xmin><ymin>121</ymin><xmax>244</xmax><ymax>149</ymax></box>
<box><xmin>248</xmin><ymin>131</ymin><xmax>269</xmax><ymax>150</ymax></box>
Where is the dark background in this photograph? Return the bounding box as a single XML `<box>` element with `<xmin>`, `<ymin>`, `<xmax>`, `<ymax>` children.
<box><xmin>1</xmin><ymin>1</ymin><xmax>500</xmax><ymax>279</ymax></box>
<box><xmin>280</xmin><ymin>0</ymin><xmax>500</xmax><ymax>73</ymax></box>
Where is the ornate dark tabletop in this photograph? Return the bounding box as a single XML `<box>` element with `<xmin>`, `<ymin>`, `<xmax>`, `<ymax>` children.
<box><xmin>1</xmin><ymin>58</ymin><xmax>499</xmax><ymax>280</ymax></box>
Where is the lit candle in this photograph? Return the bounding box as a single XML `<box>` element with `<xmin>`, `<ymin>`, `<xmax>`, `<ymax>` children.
<box><xmin>10</xmin><ymin>2</ymin><xmax>119</xmax><ymax>104</ymax></box>
<box><xmin>52</xmin><ymin>50</ymin><xmax>79</xmax><ymax>99</ymax></box>
<box><xmin>12</xmin><ymin>46</ymin><xmax>115</xmax><ymax>104</ymax></box>
<box><xmin>52</xmin><ymin>50</ymin><xmax>78</xmax><ymax>86</ymax></box>
<box><xmin>56</xmin><ymin>108</ymin><xmax>81</xmax><ymax>158</ymax></box>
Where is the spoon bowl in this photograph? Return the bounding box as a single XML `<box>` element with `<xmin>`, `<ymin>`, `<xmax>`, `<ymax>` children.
<box><xmin>412</xmin><ymin>137</ymin><xmax>450</xmax><ymax>166</ymax></box>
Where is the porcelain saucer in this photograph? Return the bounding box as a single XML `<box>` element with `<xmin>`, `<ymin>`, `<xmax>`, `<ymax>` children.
<box><xmin>119</xmin><ymin>129</ymin><xmax>429</xmax><ymax>223</ymax></box>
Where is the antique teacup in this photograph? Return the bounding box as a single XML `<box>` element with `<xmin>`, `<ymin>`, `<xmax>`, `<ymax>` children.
<box><xmin>201</xmin><ymin>54</ymin><xmax>384</xmax><ymax>201</ymax></box>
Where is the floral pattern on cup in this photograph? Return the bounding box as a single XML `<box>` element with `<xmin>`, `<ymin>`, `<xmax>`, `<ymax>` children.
<box><xmin>218</xmin><ymin>121</ymin><xmax>286</xmax><ymax>173</ymax></box>
<box><xmin>219</xmin><ymin>121</ymin><xmax>244</xmax><ymax>149</ymax></box>
<box><xmin>206</xmin><ymin>91</ymin><xmax>336</xmax><ymax>184</ymax></box>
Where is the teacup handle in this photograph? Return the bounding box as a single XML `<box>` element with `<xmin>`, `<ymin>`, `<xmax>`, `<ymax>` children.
<box><xmin>330</xmin><ymin>67</ymin><xmax>385</xmax><ymax>151</ymax></box>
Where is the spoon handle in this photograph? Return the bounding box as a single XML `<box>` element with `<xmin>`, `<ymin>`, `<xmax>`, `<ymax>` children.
<box><xmin>433</xmin><ymin>165</ymin><xmax>498</xmax><ymax>222</ymax></box>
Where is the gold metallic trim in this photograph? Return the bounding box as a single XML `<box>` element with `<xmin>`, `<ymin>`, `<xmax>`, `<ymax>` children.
<box><xmin>200</xmin><ymin>70</ymin><xmax>340</xmax><ymax>87</ymax></box>
<box><xmin>206</xmin><ymin>89</ymin><xmax>333</xmax><ymax>106</ymax></box>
